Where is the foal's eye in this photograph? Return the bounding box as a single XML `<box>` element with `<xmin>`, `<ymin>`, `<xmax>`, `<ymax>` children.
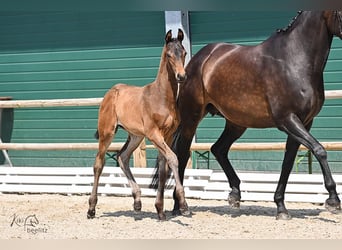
<box><xmin>166</xmin><ymin>53</ymin><xmax>172</xmax><ymax>58</ymax></box>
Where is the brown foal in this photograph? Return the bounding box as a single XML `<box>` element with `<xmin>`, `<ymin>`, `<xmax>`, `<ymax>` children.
<box><xmin>87</xmin><ymin>29</ymin><xmax>188</xmax><ymax>220</ymax></box>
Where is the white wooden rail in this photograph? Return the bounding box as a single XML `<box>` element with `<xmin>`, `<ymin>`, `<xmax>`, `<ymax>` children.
<box><xmin>0</xmin><ymin>167</ymin><xmax>341</xmax><ymax>203</ymax></box>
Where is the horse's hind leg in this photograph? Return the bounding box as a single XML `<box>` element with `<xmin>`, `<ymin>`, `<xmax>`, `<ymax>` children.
<box><xmin>155</xmin><ymin>153</ymin><xmax>169</xmax><ymax>220</ymax></box>
<box><xmin>211</xmin><ymin>121</ymin><xmax>246</xmax><ymax>208</ymax></box>
<box><xmin>117</xmin><ymin>134</ymin><xmax>144</xmax><ymax>212</ymax></box>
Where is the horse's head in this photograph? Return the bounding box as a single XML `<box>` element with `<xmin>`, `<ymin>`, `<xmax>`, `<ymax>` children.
<box><xmin>164</xmin><ymin>29</ymin><xmax>187</xmax><ymax>83</ymax></box>
<box><xmin>324</xmin><ymin>11</ymin><xmax>342</xmax><ymax>39</ymax></box>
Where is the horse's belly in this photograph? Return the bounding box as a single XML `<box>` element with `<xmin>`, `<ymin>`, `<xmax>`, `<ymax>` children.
<box><xmin>213</xmin><ymin>98</ymin><xmax>275</xmax><ymax>128</ymax></box>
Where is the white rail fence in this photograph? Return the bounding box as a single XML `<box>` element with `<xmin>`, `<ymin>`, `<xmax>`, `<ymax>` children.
<box><xmin>0</xmin><ymin>90</ymin><xmax>342</xmax><ymax>202</ymax></box>
<box><xmin>0</xmin><ymin>167</ymin><xmax>341</xmax><ymax>203</ymax></box>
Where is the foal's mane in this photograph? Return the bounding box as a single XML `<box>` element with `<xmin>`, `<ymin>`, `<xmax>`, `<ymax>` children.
<box><xmin>276</xmin><ymin>11</ymin><xmax>303</xmax><ymax>33</ymax></box>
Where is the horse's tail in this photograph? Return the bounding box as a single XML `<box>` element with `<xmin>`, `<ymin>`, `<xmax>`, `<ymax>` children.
<box><xmin>149</xmin><ymin>126</ymin><xmax>182</xmax><ymax>190</ymax></box>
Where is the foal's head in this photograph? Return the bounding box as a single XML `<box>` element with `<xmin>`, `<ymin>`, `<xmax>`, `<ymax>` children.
<box><xmin>164</xmin><ymin>29</ymin><xmax>187</xmax><ymax>83</ymax></box>
<box><xmin>324</xmin><ymin>11</ymin><xmax>342</xmax><ymax>39</ymax></box>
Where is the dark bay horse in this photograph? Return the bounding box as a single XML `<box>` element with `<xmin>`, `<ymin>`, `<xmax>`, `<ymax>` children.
<box><xmin>171</xmin><ymin>11</ymin><xmax>342</xmax><ymax>220</ymax></box>
<box><xmin>87</xmin><ymin>29</ymin><xmax>188</xmax><ymax>220</ymax></box>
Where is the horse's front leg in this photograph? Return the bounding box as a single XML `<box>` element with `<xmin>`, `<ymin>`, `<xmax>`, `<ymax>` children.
<box><xmin>274</xmin><ymin>136</ymin><xmax>300</xmax><ymax>220</ymax></box>
<box><xmin>277</xmin><ymin>115</ymin><xmax>341</xmax><ymax>219</ymax></box>
<box><xmin>211</xmin><ymin>121</ymin><xmax>246</xmax><ymax>208</ymax></box>
<box><xmin>171</xmin><ymin>129</ymin><xmax>191</xmax><ymax>215</ymax></box>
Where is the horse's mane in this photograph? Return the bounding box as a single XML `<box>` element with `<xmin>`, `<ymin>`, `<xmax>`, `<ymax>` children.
<box><xmin>277</xmin><ymin>11</ymin><xmax>303</xmax><ymax>33</ymax></box>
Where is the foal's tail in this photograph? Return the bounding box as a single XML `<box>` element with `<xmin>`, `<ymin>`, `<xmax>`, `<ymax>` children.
<box><xmin>93</xmin><ymin>88</ymin><xmax>118</xmax><ymax>142</ymax></box>
<box><xmin>94</xmin><ymin>130</ymin><xmax>99</xmax><ymax>140</ymax></box>
<box><xmin>149</xmin><ymin>126</ymin><xmax>182</xmax><ymax>190</ymax></box>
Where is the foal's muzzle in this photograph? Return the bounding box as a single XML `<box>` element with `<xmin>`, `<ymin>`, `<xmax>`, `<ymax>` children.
<box><xmin>176</xmin><ymin>73</ymin><xmax>187</xmax><ymax>83</ymax></box>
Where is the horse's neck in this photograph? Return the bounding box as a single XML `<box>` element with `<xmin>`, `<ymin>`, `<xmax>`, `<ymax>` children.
<box><xmin>281</xmin><ymin>11</ymin><xmax>333</xmax><ymax>70</ymax></box>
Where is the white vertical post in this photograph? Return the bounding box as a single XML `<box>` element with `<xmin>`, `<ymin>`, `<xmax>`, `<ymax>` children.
<box><xmin>165</xmin><ymin>11</ymin><xmax>192</xmax><ymax>65</ymax></box>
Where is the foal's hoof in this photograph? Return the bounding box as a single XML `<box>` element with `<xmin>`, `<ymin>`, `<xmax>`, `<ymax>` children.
<box><xmin>158</xmin><ymin>213</ymin><xmax>167</xmax><ymax>221</ymax></box>
<box><xmin>87</xmin><ymin>209</ymin><xmax>96</xmax><ymax>219</ymax></box>
<box><xmin>133</xmin><ymin>201</ymin><xmax>142</xmax><ymax>212</ymax></box>
<box><xmin>276</xmin><ymin>212</ymin><xmax>292</xmax><ymax>220</ymax></box>
<box><xmin>180</xmin><ymin>207</ymin><xmax>191</xmax><ymax>217</ymax></box>
<box><xmin>325</xmin><ymin>199</ymin><xmax>341</xmax><ymax>214</ymax></box>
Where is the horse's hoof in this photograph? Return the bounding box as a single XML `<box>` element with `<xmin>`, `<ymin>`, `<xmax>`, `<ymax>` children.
<box><xmin>133</xmin><ymin>201</ymin><xmax>142</xmax><ymax>212</ymax></box>
<box><xmin>172</xmin><ymin>209</ymin><xmax>182</xmax><ymax>216</ymax></box>
<box><xmin>87</xmin><ymin>210</ymin><xmax>95</xmax><ymax>219</ymax></box>
<box><xmin>325</xmin><ymin>199</ymin><xmax>341</xmax><ymax>214</ymax></box>
<box><xmin>276</xmin><ymin>212</ymin><xmax>292</xmax><ymax>220</ymax></box>
<box><xmin>228</xmin><ymin>195</ymin><xmax>240</xmax><ymax>209</ymax></box>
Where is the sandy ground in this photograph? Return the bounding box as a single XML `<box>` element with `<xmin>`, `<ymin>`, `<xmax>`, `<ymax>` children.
<box><xmin>0</xmin><ymin>193</ymin><xmax>341</xmax><ymax>239</ymax></box>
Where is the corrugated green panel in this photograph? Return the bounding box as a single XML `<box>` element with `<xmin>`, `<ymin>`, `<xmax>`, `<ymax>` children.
<box><xmin>190</xmin><ymin>11</ymin><xmax>342</xmax><ymax>173</ymax></box>
<box><xmin>0</xmin><ymin>11</ymin><xmax>165</xmax><ymax>167</ymax></box>
<box><xmin>0</xmin><ymin>12</ymin><xmax>165</xmax><ymax>51</ymax></box>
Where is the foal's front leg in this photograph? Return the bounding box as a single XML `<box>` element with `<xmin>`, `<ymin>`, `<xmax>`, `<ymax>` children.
<box><xmin>150</xmin><ymin>134</ymin><xmax>188</xmax><ymax>220</ymax></box>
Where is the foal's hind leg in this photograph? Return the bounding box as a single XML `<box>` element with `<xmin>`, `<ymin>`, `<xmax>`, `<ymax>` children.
<box><xmin>88</xmin><ymin>127</ymin><xmax>115</xmax><ymax>219</ymax></box>
<box><xmin>88</xmin><ymin>91</ymin><xmax>117</xmax><ymax>219</ymax></box>
<box><xmin>117</xmin><ymin>134</ymin><xmax>144</xmax><ymax>212</ymax></box>
<box><xmin>211</xmin><ymin>121</ymin><xmax>246</xmax><ymax>208</ymax></box>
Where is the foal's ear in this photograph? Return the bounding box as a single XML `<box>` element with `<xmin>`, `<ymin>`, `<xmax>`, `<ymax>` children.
<box><xmin>165</xmin><ymin>30</ymin><xmax>172</xmax><ymax>43</ymax></box>
<box><xmin>177</xmin><ymin>29</ymin><xmax>184</xmax><ymax>42</ymax></box>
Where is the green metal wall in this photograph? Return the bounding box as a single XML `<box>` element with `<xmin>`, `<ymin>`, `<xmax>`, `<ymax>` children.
<box><xmin>1</xmin><ymin>11</ymin><xmax>342</xmax><ymax>172</ymax></box>
<box><xmin>0</xmin><ymin>11</ymin><xmax>165</xmax><ymax>167</ymax></box>
<box><xmin>189</xmin><ymin>11</ymin><xmax>342</xmax><ymax>173</ymax></box>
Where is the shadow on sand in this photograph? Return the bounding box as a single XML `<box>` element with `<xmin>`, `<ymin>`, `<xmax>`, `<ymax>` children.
<box><xmin>99</xmin><ymin>201</ymin><xmax>338</xmax><ymax>223</ymax></box>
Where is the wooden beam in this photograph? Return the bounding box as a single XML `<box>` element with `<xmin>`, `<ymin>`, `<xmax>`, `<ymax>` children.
<box><xmin>133</xmin><ymin>140</ymin><xmax>147</xmax><ymax>168</ymax></box>
<box><xmin>0</xmin><ymin>89</ymin><xmax>341</xmax><ymax>108</ymax></box>
<box><xmin>0</xmin><ymin>98</ymin><xmax>102</xmax><ymax>108</ymax></box>
<box><xmin>1</xmin><ymin>141</ymin><xmax>342</xmax><ymax>151</ymax></box>
<box><xmin>190</xmin><ymin>142</ymin><xmax>342</xmax><ymax>151</ymax></box>
<box><xmin>0</xmin><ymin>142</ymin><xmax>123</xmax><ymax>151</ymax></box>
<box><xmin>325</xmin><ymin>90</ymin><xmax>342</xmax><ymax>99</ymax></box>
